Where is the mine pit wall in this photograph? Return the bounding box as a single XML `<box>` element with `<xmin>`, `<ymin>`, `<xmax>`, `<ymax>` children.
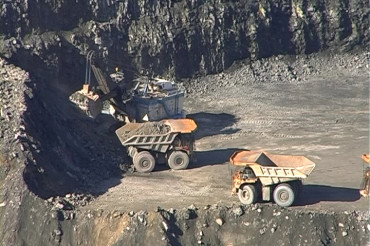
<box><xmin>0</xmin><ymin>59</ymin><xmax>63</xmax><ymax>245</ymax></box>
<box><xmin>1</xmin><ymin>0</ymin><xmax>368</xmax><ymax>79</ymax></box>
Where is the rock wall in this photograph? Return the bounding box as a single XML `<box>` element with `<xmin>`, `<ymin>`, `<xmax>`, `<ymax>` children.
<box><xmin>0</xmin><ymin>57</ymin><xmax>125</xmax><ymax>245</ymax></box>
<box><xmin>10</xmin><ymin>203</ymin><xmax>369</xmax><ymax>246</ymax></box>
<box><xmin>1</xmin><ymin>0</ymin><xmax>368</xmax><ymax>79</ymax></box>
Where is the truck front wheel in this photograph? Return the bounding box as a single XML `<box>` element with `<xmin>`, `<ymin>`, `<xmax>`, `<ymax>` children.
<box><xmin>133</xmin><ymin>151</ymin><xmax>155</xmax><ymax>173</ymax></box>
<box><xmin>238</xmin><ymin>184</ymin><xmax>257</xmax><ymax>205</ymax></box>
<box><xmin>168</xmin><ymin>151</ymin><xmax>189</xmax><ymax>170</ymax></box>
<box><xmin>273</xmin><ymin>183</ymin><xmax>295</xmax><ymax>207</ymax></box>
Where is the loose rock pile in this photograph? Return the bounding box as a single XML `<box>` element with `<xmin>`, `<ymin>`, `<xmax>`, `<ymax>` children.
<box><xmin>47</xmin><ymin>193</ymin><xmax>95</xmax><ymax>210</ymax></box>
<box><xmin>79</xmin><ymin>203</ymin><xmax>369</xmax><ymax>246</ymax></box>
<box><xmin>117</xmin><ymin>121</ymin><xmax>171</xmax><ymax>141</ymax></box>
<box><xmin>185</xmin><ymin>51</ymin><xmax>368</xmax><ymax>95</ymax></box>
<box><xmin>0</xmin><ymin>57</ymin><xmax>32</xmax><ymax>172</ymax></box>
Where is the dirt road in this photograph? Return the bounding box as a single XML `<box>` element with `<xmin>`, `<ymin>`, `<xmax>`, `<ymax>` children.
<box><xmin>86</xmin><ymin>65</ymin><xmax>368</xmax><ymax>212</ymax></box>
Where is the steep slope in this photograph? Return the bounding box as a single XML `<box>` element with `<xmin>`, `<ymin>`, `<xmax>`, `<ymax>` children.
<box><xmin>1</xmin><ymin>0</ymin><xmax>368</xmax><ymax>79</ymax></box>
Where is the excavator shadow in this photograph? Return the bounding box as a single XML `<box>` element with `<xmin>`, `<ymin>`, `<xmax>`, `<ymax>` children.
<box><xmin>295</xmin><ymin>185</ymin><xmax>361</xmax><ymax>206</ymax></box>
<box><xmin>187</xmin><ymin>112</ymin><xmax>240</xmax><ymax>139</ymax></box>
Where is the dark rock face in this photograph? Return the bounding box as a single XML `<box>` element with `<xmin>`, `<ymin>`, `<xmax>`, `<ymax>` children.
<box><xmin>1</xmin><ymin>0</ymin><xmax>368</xmax><ymax>78</ymax></box>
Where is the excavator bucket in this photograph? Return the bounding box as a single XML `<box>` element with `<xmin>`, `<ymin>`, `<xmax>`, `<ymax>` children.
<box><xmin>69</xmin><ymin>84</ymin><xmax>103</xmax><ymax>118</ymax></box>
<box><xmin>163</xmin><ymin>119</ymin><xmax>197</xmax><ymax>133</ymax></box>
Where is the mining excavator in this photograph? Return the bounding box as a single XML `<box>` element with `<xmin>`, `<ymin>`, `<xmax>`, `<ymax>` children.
<box><xmin>69</xmin><ymin>51</ymin><xmax>196</xmax><ymax>173</ymax></box>
<box><xmin>69</xmin><ymin>51</ymin><xmax>186</xmax><ymax>122</ymax></box>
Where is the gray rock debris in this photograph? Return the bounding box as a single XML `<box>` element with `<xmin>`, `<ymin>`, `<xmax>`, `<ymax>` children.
<box><xmin>185</xmin><ymin>51</ymin><xmax>368</xmax><ymax>96</ymax></box>
<box><xmin>232</xmin><ymin>206</ymin><xmax>244</xmax><ymax>217</ymax></box>
<box><xmin>215</xmin><ymin>218</ymin><xmax>223</xmax><ymax>226</ymax></box>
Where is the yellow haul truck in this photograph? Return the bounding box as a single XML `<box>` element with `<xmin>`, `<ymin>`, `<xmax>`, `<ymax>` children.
<box><xmin>230</xmin><ymin>150</ymin><xmax>316</xmax><ymax>207</ymax></box>
<box><xmin>116</xmin><ymin>119</ymin><xmax>197</xmax><ymax>173</ymax></box>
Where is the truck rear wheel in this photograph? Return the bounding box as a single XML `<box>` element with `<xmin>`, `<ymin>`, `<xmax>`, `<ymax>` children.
<box><xmin>168</xmin><ymin>151</ymin><xmax>189</xmax><ymax>170</ymax></box>
<box><xmin>238</xmin><ymin>184</ymin><xmax>257</xmax><ymax>205</ymax></box>
<box><xmin>273</xmin><ymin>183</ymin><xmax>295</xmax><ymax>207</ymax></box>
<box><xmin>133</xmin><ymin>151</ymin><xmax>155</xmax><ymax>173</ymax></box>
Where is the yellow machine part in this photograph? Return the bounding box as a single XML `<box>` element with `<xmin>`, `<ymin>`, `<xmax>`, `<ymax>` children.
<box><xmin>69</xmin><ymin>84</ymin><xmax>103</xmax><ymax>118</ymax></box>
<box><xmin>230</xmin><ymin>150</ymin><xmax>315</xmax><ymax>176</ymax></box>
<box><xmin>360</xmin><ymin>153</ymin><xmax>370</xmax><ymax>197</ymax></box>
<box><xmin>362</xmin><ymin>154</ymin><xmax>370</xmax><ymax>164</ymax></box>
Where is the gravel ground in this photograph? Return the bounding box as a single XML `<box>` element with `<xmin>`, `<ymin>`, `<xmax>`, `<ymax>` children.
<box><xmin>1</xmin><ymin>50</ymin><xmax>369</xmax><ymax>245</ymax></box>
<box><xmin>87</xmin><ymin>50</ymin><xmax>369</xmax><ymax>212</ymax></box>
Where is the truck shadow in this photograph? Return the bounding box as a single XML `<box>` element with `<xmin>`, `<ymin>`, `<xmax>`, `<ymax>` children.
<box><xmin>190</xmin><ymin>148</ymin><xmax>240</xmax><ymax>169</ymax></box>
<box><xmin>296</xmin><ymin>185</ymin><xmax>361</xmax><ymax>206</ymax></box>
<box><xmin>153</xmin><ymin>148</ymin><xmax>239</xmax><ymax>172</ymax></box>
<box><xmin>187</xmin><ymin>112</ymin><xmax>240</xmax><ymax>139</ymax></box>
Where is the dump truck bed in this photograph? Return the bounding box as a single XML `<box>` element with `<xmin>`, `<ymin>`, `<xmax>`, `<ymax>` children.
<box><xmin>230</xmin><ymin>150</ymin><xmax>315</xmax><ymax>185</ymax></box>
<box><xmin>115</xmin><ymin>119</ymin><xmax>197</xmax><ymax>153</ymax></box>
<box><xmin>163</xmin><ymin>119</ymin><xmax>197</xmax><ymax>133</ymax></box>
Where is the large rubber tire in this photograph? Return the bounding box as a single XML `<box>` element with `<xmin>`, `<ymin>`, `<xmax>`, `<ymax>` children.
<box><xmin>273</xmin><ymin>183</ymin><xmax>295</xmax><ymax>207</ymax></box>
<box><xmin>133</xmin><ymin>151</ymin><xmax>155</xmax><ymax>173</ymax></box>
<box><xmin>238</xmin><ymin>184</ymin><xmax>257</xmax><ymax>205</ymax></box>
<box><xmin>167</xmin><ymin>151</ymin><xmax>189</xmax><ymax>170</ymax></box>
